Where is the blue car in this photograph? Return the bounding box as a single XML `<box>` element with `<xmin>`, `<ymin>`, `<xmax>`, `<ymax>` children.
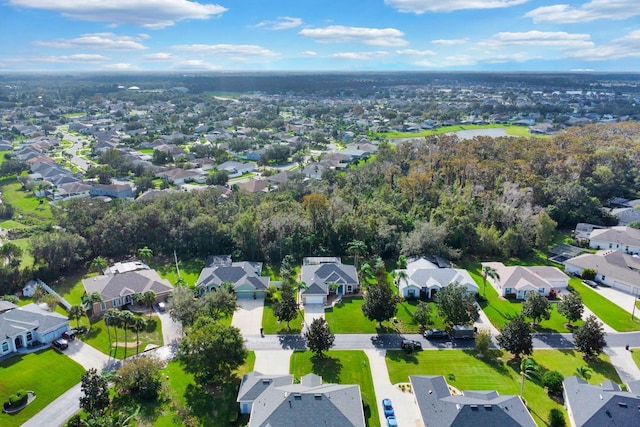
<box><xmin>387</xmin><ymin>416</ymin><xmax>398</xmax><ymax>427</ymax></box>
<box><xmin>382</xmin><ymin>398</ymin><xmax>394</xmax><ymax>417</ymax></box>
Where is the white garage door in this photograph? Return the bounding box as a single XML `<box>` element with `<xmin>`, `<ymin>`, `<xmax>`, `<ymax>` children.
<box><xmin>305</xmin><ymin>296</ymin><xmax>324</xmax><ymax>305</ymax></box>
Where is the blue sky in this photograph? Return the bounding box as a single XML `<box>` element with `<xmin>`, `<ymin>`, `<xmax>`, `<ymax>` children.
<box><xmin>1</xmin><ymin>0</ymin><xmax>639</xmax><ymax>72</ymax></box>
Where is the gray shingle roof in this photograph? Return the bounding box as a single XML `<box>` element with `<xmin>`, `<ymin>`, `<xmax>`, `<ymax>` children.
<box><xmin>410</xmin><ymin>375</ymin><xmax>536</xmax><ymax>427</ymax></box>
<box><xmin>237</xmin><ymin>371</ymin><xmax>294</xmax><ymax>402</ymax></box>
<box><xmin>82</xmin><ymin>269</ymin><xmax>173</xmax><ymax>302</ymax></box>
<box><xmin>563</xmin><ymin>375</ymin><xmax>640</xmax><ymax>427</ymax></box>
<box><xmin>0</xmin><ymin>303</ymin><xmax>68</xmax><ymax>338</ymax></box>
<box><xmin>196</xmin><ymin>260</ymin><xmax>269</xmax><ymax>292</ymax></box>
<box><xmin>300</xmin><ymin>262</ymin><xmax>358</xmax><ymax>296</ymax></box>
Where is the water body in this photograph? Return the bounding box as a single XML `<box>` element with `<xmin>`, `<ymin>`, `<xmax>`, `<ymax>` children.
<box><xmin>451</xmin><ymin>128</ymin><xmax>510</xmax><ymax>139</ymax></box>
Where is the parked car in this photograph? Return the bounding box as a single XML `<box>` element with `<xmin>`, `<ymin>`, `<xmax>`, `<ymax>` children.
<box><xmin>382</xmin><ymin>398</ymin><xmax>394</xmax><ymax>417</ymax></box>
<box><xmin>450</xmin><ymin>325</ymin><xmax>476</xmax><ymax>340</ymax></box>
<box><xmin>424</xmin><ymin>328</ymin><xmax>449</xmax><ymax>339</ymax></box>
<box><xmin>387</xmin><ymin>415</ymin><xmax>398</xmax><ymax>427</ymax></box>
<box><xmin>583</xmin><ymin>280</ymin><xmax>598</xmax><ymax>288</ymax></box>
<box><xmin>52</xmin><ymin>338</ymin><xmax>69</xmax><ymax>350</ymax></box>
<box><xmin>401</xmin><ymin>339</ymin><xmax>422</xmax><ymax>352</ymax></box>
<box><xmin>62</xmin><ymin>330</ymin><xmax>75</xmax><ymax>340</ymax></box>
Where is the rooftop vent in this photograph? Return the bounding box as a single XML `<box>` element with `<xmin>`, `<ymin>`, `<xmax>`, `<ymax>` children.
<box><xmin>618</xmin><ymin>402</ymin><xmax>628</xmax><ymax>407</ymax></box>
<box><xmin>484</xmin><ymin>405</ymin><xmax>493</xmax><ymax>410</ymax></box>
<box><xmin>470</xmin><ymin>405</ymin><xmax>478</xmax><ymax>410</ymax></box>
<box><xmin>314</xmin><ymin>394</ymin><xmax>322</xmax><ymax>400</ymax></box>
<box><xmin>294</xmin><ymin>394</ymin><xmax>302</xmax><ymax>401</ymax></box>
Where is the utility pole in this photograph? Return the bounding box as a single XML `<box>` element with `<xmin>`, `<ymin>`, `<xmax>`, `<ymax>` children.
<box><xmin>174</xmin><ymin>249</ymin><xmax>181</xmax><ymax>280</ymax></box>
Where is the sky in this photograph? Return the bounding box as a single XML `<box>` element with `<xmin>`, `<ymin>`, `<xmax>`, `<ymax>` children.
<box><xmin>1</xmin><ymin>0</ymin><xmax>639</xmax><ymax>72</ymax></box>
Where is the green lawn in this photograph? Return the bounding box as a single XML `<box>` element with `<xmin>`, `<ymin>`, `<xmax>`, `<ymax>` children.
<box><xmin>324</xmin><ymin>296</ymin><xmax>396</xmax><ymax>334</ymax></box>
<box><xmin>10</xmin><ymin>238</ymin><xmax>35</xmax><ymax>269</ymax></box>
<box><xmin>569</xmin><ymin>278</ymin><xmax>640</xmax><ymax>332</ymax></box>
<box><xmin>137</xmin><ymin>352</ymin><xmax>255</xmax><ymax>426</ymax></box>
<box><xmin>151</xmin><ymin>258</ymin><xmax>205</xmax><ymax>287</ymax></box>
<box><xmin>1</xmin><ymin>181</ymin><xmax>53</xmax><ymax>225</ymax></box>
<box><xmin>632</xmin><ymin>349</ymin><xmax>640</xmax><ymax>370</ymax></box>
<box><xmin>290</xmin><ymin>350</ymin><xmax>379</xmax><ymax>427</ymax></box>
<box><xmin>262</xmin><ymin>300</ymin><xmax>304</xmax><ymax>334</ymax></box>
<box><xmin>0</xmin><ymin>349</ymin><xmax>86</xmax><ymax>427</ymax></box>
<box><xmin>52</xmin><ymin>268</ymin><xmax>93</xmax><ymax>306</ymax></box>
<box><xmin>377</xmin><ymin>124</ymin><xmax>550</xmax><ymax>140</ymax></box>
<box><xmin>393</xmin><ymin>300</ymin><xmax>448</xmax><ymax>333</ymax></box>
<box><xmin>81</xmin><ymin>315</ymin><xmax>163</xmax><ymax>359</ymax></box>
<box><xmin>386</xmin><ymin>349</ymin><xmax>621</xmax><ymax>427</ymax></box>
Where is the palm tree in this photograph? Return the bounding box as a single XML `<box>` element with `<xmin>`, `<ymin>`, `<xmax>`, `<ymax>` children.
<box><xmin>137</xmin><ymin>246</ymin><xmax>153</xmax><ymax>265</ymax></box>
<box><xmin>119</xmin><ymin>311</ymin><xmax>135</xmax><ymax>360</ymax></box>
<box><xmin>81</xmin><ymin>292</ymin><xmax>103</xmax><ymax>317</ymax></box>
<box><xmin>68</xmin><ymin>304</ymin><xmax>85</xmax><ymax>329</ymax></box>
<box><xmin>135</xmin><ymin>290</ymin><xmax>157</xmax><ymax>318</ymax></box>
<box><xmin>103</xmin><ymin>309</ymin><xmax>118</xmax><ymax>358</ymax></box>
<box><xmin>482</xmin><ymin>265</ymin><xmax>500</xmax><ymax>297</ymax></box>
<box><xmin>576</xmin><ymin>365</ymin><xmax>593</xmax><ymax>380</ymax></box>
<box><xmin>33</xmin><ymin>285</ymin><xmax>45</xmax><ymax>303</ymax></box>
<box><xmin>109</xmin><ymin>309</ymin><xmax>123</xmax><ymax>358</ymax></box>
<box><xmin>393</xmin><ymin>269</ymin><xmax>409</xmax><ymax>291</ymax></box>
<box><xmin>520</xmin><ymin>357</ymin><xmax>541</xmax><ymax>397</ymax></box>
<box><xmin>359</xmin><ymin>262</ymin><xmax>375</xmax><ymax>286</ymax></box>
<box><xmin>90</xmin><ymin>257</ymin><xmax>107</xmax><ymax>274</ymax></box>
<box><xmin>132</xmin><ymin>317</ymin><xmax>146</xmax><ymax>356</ymax></box>
<box><xmin>347</xmin><ymin>240</ymin><xmax>366</xmax><ymax>271</ymax></box>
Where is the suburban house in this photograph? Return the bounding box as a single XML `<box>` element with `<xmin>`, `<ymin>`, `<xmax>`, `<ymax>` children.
<box><xmin>563</xmin><ymin>376</ymin><xmax>640</xmax><ymax>427</ymax></box>
<box><xmin>609</xmin><ymin>206</ymin><xmax>640</xmax><ymax>226</ymax></box>
<box><xmin>0</xmin><ymin>303</ymin><xmax>70</xmax><ymax>357</ymax></box>
<box><xmin>394</xmin><ymin>257</ymin><xmax>478</xmax><ymax>299</ymax></box>
<box><xmin>300</xmin><ymin>257</ymin><xmax>359</xmax><ymax>305</ymax></box>
<box><xmin>481</xmin><ymin>262</ymin><xmax>569</xmax><ymax>299</ymax></box>
<box><xmin>588</xmin><ymin>226</ymin><xmax>640</xmax><ymax>255</ymax></box>
<box><xmin>195</xmin><ymin>255</ymin><xmax>270</xmax><ymax>299</ymax></box>
<box><xmin>564</xmin><ymin>250</ymin><xmax>640</xmax><ymax>295</ymax></box>
<box><xmin>217</xmin><ymin>161</ymin><xmax>257</xmax><ymax>178</ymax></box>
<box><xmin>82</xmin><ymin>261</ymin><xmax>173</xmax><ymax>315</ymax></box>
<box><xmin>410</xmin><ymin>375</ymin><xmax>536</xmax><ymax>427</ymax></box>
<box><xmin>89</xmin><ymin>183</ymin><xmax>135</xmax><ymax>199</ymax></box>
<box><xmin>237</xmin><ymin>372</ymin><xmax>365</xmax><ymax>427</ymax></box>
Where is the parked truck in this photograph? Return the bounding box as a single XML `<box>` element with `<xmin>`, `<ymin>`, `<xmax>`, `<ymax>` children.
<box><xmin>450</xmin><ymin>325</ymin><xmax>475</xmax><ymax>339</ymax></box>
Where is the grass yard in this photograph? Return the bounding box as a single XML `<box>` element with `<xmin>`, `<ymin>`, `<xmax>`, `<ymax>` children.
<box><xmin>262</xmin><ymin>300</ymin><xmax>304</xmax><ymax>334</ymax></box>
<box><xmin>0</xmin><ymin>349</ymin><xmax>86</xmax><ymax>427</ymax></box>
<box><xmin>393</xmin><ymin>300</ymin><xmax>448</xmax><ymax>333</ymax></box>
<box><xmin>377</xmin><ymin>124</ymin><xmax>549</xmax><ymax>140</ymax></box>
<box><xmin>290</xmin><ymin>350</ymin><xmax>379</xmax><ymax>427</ymax></box>
<box><xmin>137</xmin><ymin>352</ymin><xmax>255</xmax><ymax>426</ymax></box>
<box><xmin>151</xmin><ymin>257</ymin><xmax>205</xmax><ymax>287</ymax></box>
<box><xmin>52</xmin><ymin>268</ymin><xmax>93</xmax><ymax>306</ymax></box>
<box><xmin>10</xmin><ymin>238</ymin><xmax>35</xmax><ymax>269</ymax></box>
<box><xmin>81</xmin><ymin>314</ymin><xmax>163</xmax><ymax>359</ymax></box>
<box><xmin>386</xmin><ymin>348</ymin><xmax>621</xmax><ymax>427</ymax></box>
<box><xmin>569</xmin><ymin>278</ymin><xmax>640</xmax><ymax>332</ymax></box>
<box><xmin>1</xmin><ymin>181</ymin><xmax>53</xmax><ymax>225</ymax></box>
<box><xmin>324</xmin><ymin>296</ymin><xmax>396</xmax><ymax>334</ymax></box>
<box><xmin>632</xmin><ymin>349</ymin><xmax>640</xmax><ymax>370</ymax></box>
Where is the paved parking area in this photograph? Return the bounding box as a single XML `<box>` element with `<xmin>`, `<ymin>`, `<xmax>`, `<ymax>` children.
<box><xmin>232</xmin><ymin>298</ymin><xmax>264</xmax><ymax>337</ymax></box>
<box><xmin>365</xmin><ymin>349</ymin><xmax>421</xmax><ymax>427</ymax></box>
<box><xmin>303</xmin><ymin>303</ymin><xmax>325</xmax><ymax>331</ymax></box>
<box><xmin>253</xmin><ymin>350</ymin><xmax>293</xmax><ymax>375</ymax></box>
<box><xmin>595</xmin><ymin>286</ymin><xmax>638</xmax><ymax>316</ymax></box>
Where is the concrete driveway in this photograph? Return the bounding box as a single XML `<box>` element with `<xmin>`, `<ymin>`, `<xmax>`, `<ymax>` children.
<box><xmin>232</xmin><ymin>298</ymin><xmax>264</xmax><ymax>337</ymax></box>
<box><xmin>303</xmin><ymin>303</ymin><xmax>325</xmax><ymax>331</ymax></box>
<box><xmin>595</xmin><ymin>286</ymin><xmax>638</xmax><ymax>316</ymax></box>
<box><xmin>253</xmin><ymin>350</ymin><xmax>293</xmax><ymax>375</ymax></box>
<box><xmin>365</xmin><ymin>349</ymin><xmax>421</xmax><ymax>427</ymax></box>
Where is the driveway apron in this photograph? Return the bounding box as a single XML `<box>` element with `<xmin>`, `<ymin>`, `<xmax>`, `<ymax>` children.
<box><xmin>303</xmin><ymin>303</ymin><xmax>325</xmax><ymax>331</ymax></box>
<box><xmin>253</xmin><ymin>350</ymin><xmax>293</xmax><ymax>375</ymax></box>
<box><xmin>232</xmin><ymin>298</ymin><xmax>265</xmax><ymax>337</ymax></box>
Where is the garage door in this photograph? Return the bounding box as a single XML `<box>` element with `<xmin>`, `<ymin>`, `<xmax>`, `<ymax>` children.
<box><xmin>613</xmin><ymin>281</ymin><xmax>632</xmax><ymax>294</ymax></box>
<box><xmin>305</xmin><ymin>296</ymin><xmax>324</xmax><ymax>305</ymax></box>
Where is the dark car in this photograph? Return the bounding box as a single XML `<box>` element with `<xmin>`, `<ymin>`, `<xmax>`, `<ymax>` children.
<box><xmin>401</xmin><ymin>339</ymin><xmax>422</xmax><ymax>351</ymax></box>
<box><xmin>52</xmin><ymin>338</ymin><xmax>69</xmax><ymax>350</ymax></box>
<box><xmin>583</xmin><ymin>280</ymin><xmax>598</xmax><ymax>288</ymax></box>
<box><xmin>424</xmin><ymin>328</ymin><xmax>449</xmax><ymax>339</ymax></box>
<box><xmin>382</xmin><ymin>398</ymin><xmax>394</xmax><ymax>418</ymax></box>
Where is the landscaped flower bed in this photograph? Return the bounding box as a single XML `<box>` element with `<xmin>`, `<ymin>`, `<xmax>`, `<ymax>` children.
<box><xmin>2</xmin><ymin>390</ymin><xmax>35</xmax><ymax>413</ymax></box>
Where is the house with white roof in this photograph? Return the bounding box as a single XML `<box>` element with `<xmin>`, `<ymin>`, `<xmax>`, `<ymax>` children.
<box><xmin>564</xmin><ymin>250</ymin><xmax>640</xmax><ymax>295</ymax></box>
<box><xmin>588</xmin><ymin>226</ymin><xmax>640</xmax><ymax>255</ymax></box>
<box><xmin>394</xmin><ymin>257</ymin><xmax>478</xmax><ymax>299</ymax></box>
<box><xmin>481</xmin><ymin>262</ymin><xmax>569</xmax><ymax>300</ymax></box>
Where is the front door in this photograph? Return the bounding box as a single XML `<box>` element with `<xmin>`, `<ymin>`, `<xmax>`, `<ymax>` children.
<box><xmin>14</xmin><ymin>336</ymin><xmax>23</xmax><ymax>349</ymax></box>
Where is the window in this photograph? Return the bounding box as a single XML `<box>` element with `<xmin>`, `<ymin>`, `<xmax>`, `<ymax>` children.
<box><xmin>408</xmin><ymin>289</ymin><xmax>415</xmax><ymax>297</ymax></box>
<box><xmin>113</xmin><ymin>298</ymin><xmax>122</xmax><ymax>307</ymax></box>
<box><xmin>539</xmin><ymin>288</ymin><xmax>545</xmax><ymax>294</ymax></box>
<box><xmin>609</xmin><ymin>243</ymin><xmax>613</xmax><ymax>248</ymax></box>
<box><xmin>1</xmin><ymin>342</ymin><xmax>8</xmax><ymax>353</ymax></box>
<box><xmin>505</xmin><ymin>288</ymin><xmax>512</xmax><ymax>294</ymax></box>
<box><xmin>601</xmin><ymin>275</ymin><xmax>606</xmax><ymax>282</ymax></box>
<box><xmin>100</xmin><ymin>302</ymin><xmax>106</xmax><ymax>311</ymax></box>
<box><xmin>26</xmin><ymin>332</ymin><xmax>32</xmax><ymax>342</ymax></box>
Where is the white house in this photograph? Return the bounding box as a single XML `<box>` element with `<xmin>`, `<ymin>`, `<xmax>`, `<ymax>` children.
<box><xmin>395</xmin><ymin>257</ymin><xmax>478</xmax><ymax>299</ymax></box>
<box><xmin>564</xmin><ymin>250</ymin><xmax>640</xmax><ymax>295</ymax></box>
<box><xmin>588</xmin><ymin>226</ymin><xmax>640</xmax><ymax>255</ymax></box>
<box><xmin>0</xmin><ymin>303</ymin><xmax>70</xmax><ymax>357</ymax></box>
<box><xmin>300</xmin><ymin>257</ymin><xmax>359</xmax><ymax>305</ymax></box>
<box><xmin>481</xmin><ymin>262</ymin><xmax>569</xmax><ymax>300</ymax></box>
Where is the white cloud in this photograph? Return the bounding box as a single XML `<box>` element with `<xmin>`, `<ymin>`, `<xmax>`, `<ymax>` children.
<box><xmin>142</xmin><ymin>52</ymin><xmax>175</xmax><ymax>60</ymax></box>
<box><xmin>33</xmin><ymin>33</ymin><xmax>148</xmax><ymax>50</ymax></box>
<box><xmin>571</xmin><ymin>30</ymin><xmax>640</xmax><ymax>60</ymax></box>
<box><xmin>8</xmin><ymin>0</ymin><xmax>227</xmax><ymax>29</ymax></box>
<box><xmin>253</xmin><ymin>17</ymin><xmax>302</xmax><ymax>30</ymax></box>
<box><xmin>385</xmin><ymin>0</ymin><xmax>528</xmax><ymax>13</ymax></box>
<box><xmin>413</xmin><ymin>55</ymin><xmax>477</xmax><ymax>67</ymax></box>
<box><xmin>483</xmin><ymin>52</ymin><xmax>536</xmax><ymax>63</ymax></box>
<box><xmin>525</xmin><ymin>0</ymin><xmax>640</xmax><ymax>24</ymax></box>
<box><xmin>329</xmin><ymin>51</ymin><xmax>389</xmax><ymax>60</ymax></box>
<box><xmin>299</xmin><ymin>25</ymin><xmax>407</xmax><ymax>47</ymax></box>
<box><xmin>431</xmin><ymin>38</ymin><xmax>469</xmax><ymax>46</ymax></box>
<box><xmin>396</xmin><ymin>49</ymin><xmax>436</xmax><ymax>56</ymax></box>
<box><xmin>174</xmin><ymin>59</ymin><xmax>221</xmax><ymax>70</ymax></box>
<box><xmin>171</xmin><ymin>44</ymin><xmax>278</xmax><ymax>57</ymax></box>
<box><xmin>103</xmin><ymin>63</ymin><xmax>139</xmax><ymax>70</ymax></box>
<box><xmin>300</xmin><ymin>51</ymin><xmax>318</xmax><ymax>56</ymax></box>
<box><xmin>36</xmin><ymin>54</ymin><xmax>110</xmax><ymax>63</ymax></box>
<box><xmin>479</xmin><ymin>31</ymin><xmax>594</xmax><ymax>49</ymax></box>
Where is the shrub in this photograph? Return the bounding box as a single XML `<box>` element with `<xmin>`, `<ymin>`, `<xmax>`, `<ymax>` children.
<box><xmin>581</xmin><ymin>268</ymin><xmax>596</xmax><ymax>281</ymax></box>
<box><xmin>542</xmin><ymin>371</ymin><xmax>564</xmax><ymax>394</ymax></box>
<box><xmin>5</xmin><ymin>390</ymin><xmax>28</xmax><ymax>408</ymax></box>
<box><xmin>548</xmin><ymin>408</ymin><xmax>566</xmax><ymax>427</ymax></box>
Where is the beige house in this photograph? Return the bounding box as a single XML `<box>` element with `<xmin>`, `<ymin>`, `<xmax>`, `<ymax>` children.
<box><xmin>481</xmin><ymin>262</ymin><xmax>569</xmax><ymax>300</ymax></box>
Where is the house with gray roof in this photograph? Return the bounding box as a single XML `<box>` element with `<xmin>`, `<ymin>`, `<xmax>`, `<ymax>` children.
<box><xmin>481</xmin><ymin>262</ymin><xmax>569</xmax><ymax>300</ymax></box>
<box><xmin>410</xmin><ymin>375</ymin><xmax>536</xmax><ymax>427</ymax></box>
<box><xmin>564</xmin><ymin>250</ymin><xmax>640</xmax><ymax>295</ymax></box>
<box><xmin>589</xmin><ymin>226</ymin><xmax>640</xmax><ymax>255</ymax></box>
<box><xmin>610</xmin><ymin>207</ymin><xmax>640</xmax><ymax>226</ymax></box>
<box><xmin>300</xmin><ymin>257</ymin><xmax>359</xmax><ymax>305</ymax></box>
<box><xmin>0</xmin><ymin>303</ymin><xmax>70</xmax><ymax>357</ymax></box>
<box><xmin>395</xmin><ymin>257</ymin><xmax>478</xmax><ymax>300</ymax></box>
<box><xmin>239</xmin><ymin>372</ymin><xmax>365</xmax><ymax>427</ymax></box>
<box><xmin>82</xmin><ymin>261</ymin><xmax>173</xmax><ymax>315</ymax></box>
<box><xmin>563</xmin><ymin>375</ymin><xmax>640</xmax><ymax>427</ymax></box>
<box><xmin>195</xmin><ymin>256</ymin><xmax>270</xmax><ymax>299</ymax></box>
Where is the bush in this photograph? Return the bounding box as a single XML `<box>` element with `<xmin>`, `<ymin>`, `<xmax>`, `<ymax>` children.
<box><xmin>4</xmin><ymin>389</ymin><xmax>28</xmax><ymax>408</ymax></box>
<box><xmin>581</xmin><ymin>268</ymin><xmax>596</xmax><ymax>281</ymax></box>
<box><xmin>542</xmin><ymin>371</ymin><xmax>564</xmax><ymax>394</ymax></box>
<box><xmin>548</xmin><ymin>408</ymin><xmax>566</xmax><ymax>427</ymax></box>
